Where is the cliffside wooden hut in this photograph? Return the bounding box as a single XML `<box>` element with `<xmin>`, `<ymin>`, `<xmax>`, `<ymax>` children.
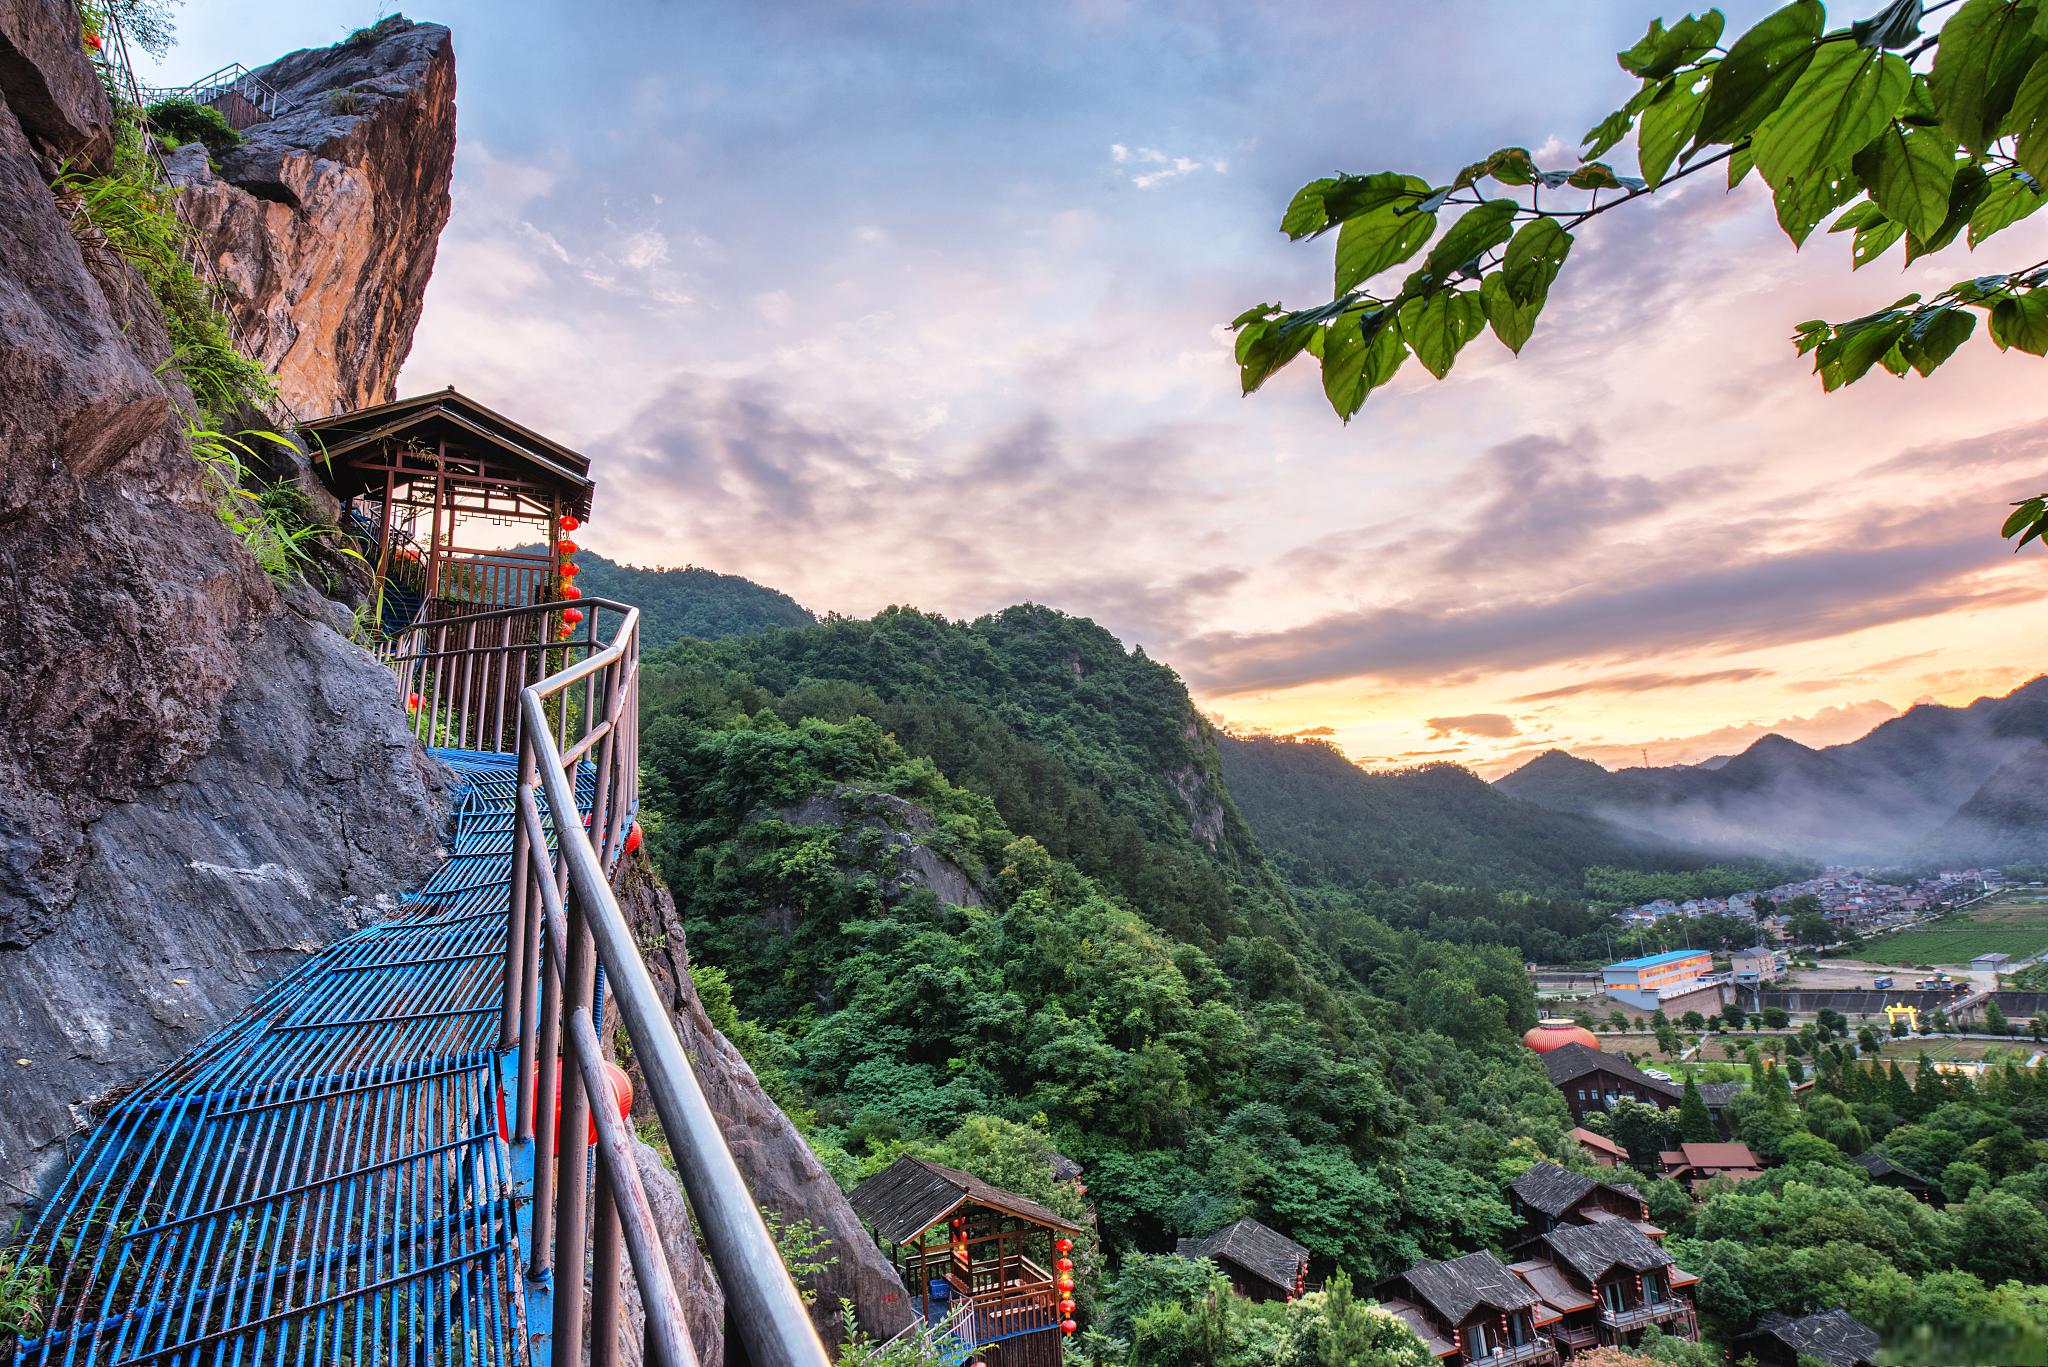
<box><xmin>1175</xmin><ymin>1217</ymin><xmax>1309</xmax><ymax>1302</ymax></box>
<box><xmin>301</xmin><ymin>387</ymin><xmax>595</xmax><ymax>635</ymax></box>
<box><xmin>850</xmin><ymin>1156</ymin><xmax>1081</xmax><ymax>1366</ymax></box>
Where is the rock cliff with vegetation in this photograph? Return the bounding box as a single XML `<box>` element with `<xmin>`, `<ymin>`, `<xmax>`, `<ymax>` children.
<box><xmin>0</xmin><ymin>3</ymin><xmax>454</xmax><ymax>1212</ymax></box>
<box><xmin>166</xmin><ymin>15</ymin><xmax>455</xmax><ymax>415</ymax></box>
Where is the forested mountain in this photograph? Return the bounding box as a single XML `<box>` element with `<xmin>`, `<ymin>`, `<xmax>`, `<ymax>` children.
<box><xmin>1496</xmin><ymin>677</ymin><xmax>2048</xmax><ymax>863</ymax></box>
<box><xmin>633</xmin><ymin>604</ymin><xmax>1571</xmax><ymax>1278</ymax></box>
<box><xmin>539</xmin><ymin>548</ymin><xmax>814</xmax><ymax>644</ymax></box>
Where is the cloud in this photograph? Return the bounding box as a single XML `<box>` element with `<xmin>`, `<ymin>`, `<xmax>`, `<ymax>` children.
<box><xmin>1291</xmin><ymin>725</ymin><xmax>1337</xmax><ymax>736</ymax></box>
<box><xmin>1426</xmin><ymin>713</ymin><xmax>1522</xmax><ymax>739</ymax></box>
<box><xmin>1487</xmin><ymin>698</ymin><xmax>1905</xmax><ymax>775</ymax></box>
<box><xmin>1110</xmin><ymin>143</ymin><xmax>1227</xmax><ymax>189</ymax></box>
<box><xmin>1511</xmin><ymin>668</ymin><xmax>1773</xmax><ymax>703</ymax></box>
<box><xmin>1433</xmin><ymin>433</ymin><xmax>1681</xmax><ymax>569</ymax></box>
<box><xmin>1181</xmin><ymin>532</ymin><xmax>2042</xmax><ymax>695</ymax></box>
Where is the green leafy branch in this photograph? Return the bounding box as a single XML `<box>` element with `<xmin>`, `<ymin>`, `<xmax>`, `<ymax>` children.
<box><xmin>1235</xmin><ymin>0</ymin><xmax>2048</xmax><ymax>548</ymax></box>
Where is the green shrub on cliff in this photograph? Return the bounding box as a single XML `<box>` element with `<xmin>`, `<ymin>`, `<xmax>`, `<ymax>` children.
<box><xmin>143</xmin><ymin>97</ymin><xmax>240</xmax><ymax>157</ymax></box>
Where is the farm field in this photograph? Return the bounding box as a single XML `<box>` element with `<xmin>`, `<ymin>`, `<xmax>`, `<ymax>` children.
<box><xmin>1864</xmin><ymin>892</ymin><xmax>2048</xmax><ymax>966</ymax></box>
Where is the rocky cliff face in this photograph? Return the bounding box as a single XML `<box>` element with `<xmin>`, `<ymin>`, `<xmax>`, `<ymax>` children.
<box><xmin>0</xmin><ymin>3</ymin><xmax>445</xmax><ymax>1216</ymax></box>
<box><xmin>167</xmin><ymin>16</ymin><xmax>455</xmax><ymax>416</ymax></box>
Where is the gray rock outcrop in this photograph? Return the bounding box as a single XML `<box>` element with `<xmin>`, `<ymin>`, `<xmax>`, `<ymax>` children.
<box><xmin>0</xmin><ymin>1</ymin><xmax>446</xmax><ymax>1216</ymax></box>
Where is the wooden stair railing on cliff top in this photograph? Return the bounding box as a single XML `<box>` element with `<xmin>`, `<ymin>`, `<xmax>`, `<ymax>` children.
<box><xmin>384</xmin><ymin>598</ymin><xmax>828</xmax><ymax>1367</ymax></box>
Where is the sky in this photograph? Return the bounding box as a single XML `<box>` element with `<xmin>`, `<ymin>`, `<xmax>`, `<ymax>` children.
<box><xmin>145</xmin><ymin>2</ymin><xmax>2048</xmax><ymax>777</ymax></box>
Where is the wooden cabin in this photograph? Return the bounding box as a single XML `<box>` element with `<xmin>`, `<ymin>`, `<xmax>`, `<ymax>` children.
<box><xmin>1507</xmin><ymin>1221</ymin><xmax>1698</xmax><ymax>1356</ymax></box>
<box><xmin>1732</xmin><ymin>1308</ymin><xmax>1880</xmax><ymax>1367</ymax></box>
<box><xmin>300</xmin><ymin>388</ymin><xmax>595</xmax><ymax>636</ymax></box>
<box><xmin>849</xmin><ymin>1156</ymin><xmax>1081</xmax><ymax>1367</ymax></box>
<box><xmin>1507</xmin><ymin>1163</ymin><xmax>1665</xmax><ymax>1248</ymax></box>
<box><xmin>1541</xmin><ymin>1043</ymin><xmax>1681</xmax><ymax>1123</ymax></box>
<box><xmin>1175</xmin><ymin>1217</ymin><xmax>1308</xmax><ymax>1303</ymax></box>
<box><xmin>1378</xmin><ymin>1250</ymin><xmax>1559</xmax><ymax>1364</ymax></box>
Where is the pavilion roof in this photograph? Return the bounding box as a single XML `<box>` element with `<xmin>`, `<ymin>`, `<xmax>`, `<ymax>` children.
<box><xmin>1175</xmin><ymin>1217</ymin><xmax>1308</xmax><ymax>1297</ymax></box>
<box><xmin>847</xmin><ymin>1156</ymin><xmax>1078</xmax><ymax>1246</ymax></box>
<box><xmin>300</xmin><ymin>387</ymin><xmax>595</xmax><ymax>517</ymax></box>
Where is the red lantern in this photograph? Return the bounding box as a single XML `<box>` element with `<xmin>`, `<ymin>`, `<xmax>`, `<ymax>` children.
<box><xmin>406</xmin><ymin>692</ymin><xmax>421</xmax><ymax>713</ymax></box>
<box><xmin>561</xmin><ymin>607</ymin><xmax>584</xmax><ymax>626</ymax></box>
<box><xmin>557</xmin><ymin>539</ymin><xmax>578</xmax><ymax>555</ymax></box>
<box><xmin>495</xmin><ymin>1058</ymin><xmax>633</xmax><ymax>1144</ymax></box>
<box><xmin>561</xmin><ymin>561</ymin><xmax>580</xmax><ymax>577</ymax></box>
<box><xmin>1055</xmin><ymin>1258</ymin><xmax>1072</xmax><ymax>1272</ymax></box>
<box><xmin>1059</xmin><ymin>1298</ymin><xmax>1075</xmax><ymax>1315</ymax></box>
<box><xmin>561</xmin><ymin>585</ymin><xmax>582</xmax><ymax>600</ymax></box>
<box><xmin>1060</xmin><ymin>1320</ymin><xmax>1077</xmax><ymax>1336</ymax></box>
<box><xmin>1055</xmin><ymin>1238</ymin><xmax>1073</xmax><ymax>1254</ymax></box>
<box><xmin>83</xmin><ymin>30</ymin><xmax>102</xmax><ymax>51</ymax></box>
<box><xmin>1074</xmin><ymin>1183</ymin><xmax>1087</xmax><ymax>1195</ymax></box>
<box><xmin>559</xmin><ymin>515</ymin><xmax>581</xmax><ymax>532</ymax></box>
<box><xmin>625</xmin><ymin>822</ymin><xmax>643</xmax><ymax>854</ymax></box>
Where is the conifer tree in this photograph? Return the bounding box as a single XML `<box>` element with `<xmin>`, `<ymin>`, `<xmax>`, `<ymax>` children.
<box><xmin>1678</xmin><ymin>1074</ymin><xmax>1718</xmax><ymax>1143</ymax></box>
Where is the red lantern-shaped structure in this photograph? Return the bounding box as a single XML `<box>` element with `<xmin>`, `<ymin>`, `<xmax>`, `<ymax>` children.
<box><xmin>559</xmin><ymin>514</ymin><xmax>581</xmax><ymax>532</ymax></box>
<box><xmin>561</xmin><ymin>585</ymin><xmax>582</xmax><ymax>600</ymax></box>
<box><xmin>624</xmin><ymin>822</ymin><xmax>643</xmax><ymax>855</ymax></box>
<box><xmin>557</xmin><ymin>539</ymin><xmax>578</xmax><ymax>556</ymax></box>
<box><xmin>561</xmin><ymin>607</ymin><xmax>584</xmax><ymax>626</ymax></box>
<box><xmin>1060</xmin><ymin>1320</ymin><xmax>1077</xmax><ymax>1336</ymax></box>
<box><xmin>561</xmin><ymin>561</ymin><xmax>579</xmax><ymax>577</ymax></box>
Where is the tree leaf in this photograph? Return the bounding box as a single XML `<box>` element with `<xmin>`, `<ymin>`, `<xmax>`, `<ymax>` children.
<box><xmin>1697</xmin><ymin>0</ymin><xmax>1826</xmax><ymax>146</ymax></box>
<box><xmin>1828</xmin><ymin>200</ymin><xmax>1888</xmax><ymax>232</ymax></box>
<box><xmin>1319</xmin><ymin>308</ymin><xmax>1405</xmax><ymax>419</ymax></box>
<box><xmin>1853</xmin><ymin>0</ymin><xmax>1926</xmax><ymax>50</ymax></box>
<box><xmin>1235</xmin><ymin>316</ymin><xmax>1316</xmax><ymax>393</ymax></box>
<box><xmin>1854</xmin><ymin>216</ymin><xmax>1908</xmax><ymax>266</ymax></box>
<box><xmin>1729</xmin><ymin>143</ymin><xmax>1757</xmax><ymax>187</ymax></box>
<box><xmin>1773</xmin><ymin>164</ymin><xmax>1866</xmax><ymax>245</ymax></box>
<box><xmin>1753</xmin><ymin>44</ymin><xmax>1912</xmax><ymax>191</ymax></box>
<box><xmin>1619</xmin><ymin>11</ymin><xmax>1727</xmax><ymax>80</ymax></box>
<box><xmin>1420</xmin><ymin>199</ymin><xmax>1519</xmax><ymax>282</ymax></box>
<box><xmin>1968</xmin><ymin>167</ymin><xmax>2048</xmax><ymax>244</ymax></box>
<box><xmin>1852</xmin><ymin>122</ymin><xmax>1958</xmax><ymax>238</ymax></box>
<box><xmin>1640</xmin><ymin>70</ymin><xmax>1712</xmax><ymax>189</ymax></box>
<box><xmin>1319</xmin><ymin>171</ymin><xmax>1431</xmax><ymax>232</ymax></box>
<box><xmin>1930</xmin><ymin>0</ymin><xmax>2048</xmax><ymax>153</ymax></box>
<box><xmin>1334</xmin><ymin>197</ymin><xmax>1437</xmax><ymax>293</ymax></box>
<box><xmin>1569</xmin><ymin>162</ymin><xmax>1624</xmax><ymax>189</ymax></box>
<box><xmin>1502</xmin><ymin>217</ymin><xmax>1575</xmax><ymax>306</ymax></box>
<box><xmin>1906</xmin><ymin>162</ymin><xmax>1992</xmax><ymax>261</ymax></box>
<box><xmin>1281</xmin><ymin>178</ymin><xmax>1337</xmax><ymax>239</ymax></box>
<box><xmin>2012</xmin><ymin>49</ymin><xmax>2048</xmax><ymax>181</ymax></box>
<box><xmin>1989</xmin><ymin>290</ymin><xmax>2048</xmax><ymax>352</ymax></box>
<box><xmin>1398</xmin><ymin>290</ymin><xmax>1486</xmax><ymax>378</ymax></box>
<box><xmin>1479</xmin><ymin>271</ymin><xmax>1543</xmax><ymax>353</ymax></box>
<box><xmin>1899</xmin><ymin>304</ymin><xmax>1977</xmax><ymax>373</ymax></box>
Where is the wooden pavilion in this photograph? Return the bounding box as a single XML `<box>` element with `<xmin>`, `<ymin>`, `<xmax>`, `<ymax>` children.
<box><xmin>849</xmin><ymin>1156</ymin><xmax>1081</xmax><ymax>1366</ymax></box>
<box><xmin>300</xmin><ymin>387</ymin><xmax>595</xmax><ymax>635</ymax></box>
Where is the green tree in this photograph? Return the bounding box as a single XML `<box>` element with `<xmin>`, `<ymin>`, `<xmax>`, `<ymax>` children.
<box><xmin>1274</xmin><ymin>1270</ymin><xmax>1434</xmax><ymax>1367</ymax></box>
<box><xmin>1859</xmin><ymin>1025</ymin><xmax>1882</xmax><ymax>1056</ymax></box>
<box><xmin>1234</xmin><ymin>0</ymin><xmax>2048</xmax><ymax>547</ymax></box>
<box><xmin>1762</xmin><ymin>1006</ymin><xmax>1791</xmax><ymax>1029</ymax></box>
<box><xmin>1682</xmin><ymin>1010</ymin><xmax>1706</xmax><ymax>1030</ymax></box>
<box><xmin>1679</xmin><ymin>1073</ymin><xmax>1719</xmax><ymax>1142</ymax></box>
<box><xmin>1725</xmin><ymin>1001</ymin><xmax>1750</xmax><ymax>1030</ymax></box>
<box><xmin>1985</xmin><ymin>1000</ymin><xmax>2009</xmax><ymax>1035</ymax></box>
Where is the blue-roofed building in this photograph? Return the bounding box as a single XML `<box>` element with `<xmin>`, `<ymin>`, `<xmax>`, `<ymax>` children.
<box><xmin>1601</xmin><ymin>950</ymin><xmax>1714</xmax><ymax>1012</ymax></box>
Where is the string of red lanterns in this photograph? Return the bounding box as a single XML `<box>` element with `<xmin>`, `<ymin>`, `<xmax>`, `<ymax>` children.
<box><xmin>1055</xmin><ymin>1235</ymin><xmax>1077</xmax><ymax>1336</ymax></box>
<box><xmin>556</xmin><ymin>514</ymin><xmax>581</xmax><ymax>639</ymax></box>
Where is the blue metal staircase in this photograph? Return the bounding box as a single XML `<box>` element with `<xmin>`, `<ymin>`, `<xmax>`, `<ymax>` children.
<box><xmin>9</xmin><ymin>752</ymin><xmax>555</xmax><ymax>1367</ymax></box>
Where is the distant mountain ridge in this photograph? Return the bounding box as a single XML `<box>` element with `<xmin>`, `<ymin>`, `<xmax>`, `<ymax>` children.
<box><xmin>1494</xmin><ymin>677</ymin><xmax>2048</xmax><ymax>864</ymax></box>
<box><xmin>1218</xmin><ymin>735</ymin><xmax>1714</xmax><ymax>896</ymax></box>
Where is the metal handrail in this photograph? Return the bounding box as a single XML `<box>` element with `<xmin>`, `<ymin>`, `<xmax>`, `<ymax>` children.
<box><xmin>384</xmin><ymin>597</ymin><xmax>828</xmax><ymax>1366</ymax></box>
<box><xmin>135</xmin><ymin>61</ymin><xmax>281</xmax><ymax>122</ymax></box>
